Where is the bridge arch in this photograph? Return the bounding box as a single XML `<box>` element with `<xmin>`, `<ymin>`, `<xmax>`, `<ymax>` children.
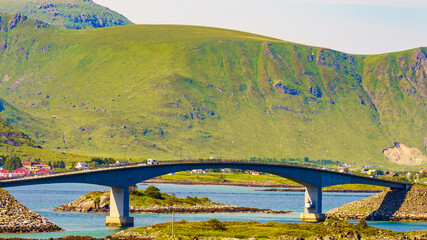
<box><xmin>0</xmin><ymin>161</ymin><xmax>410</xmax><ymax>227</ymax></box>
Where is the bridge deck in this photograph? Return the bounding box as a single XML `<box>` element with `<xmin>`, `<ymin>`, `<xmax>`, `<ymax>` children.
<box><xmin>0</xmin><ymin>160</ymin><xmax>410</xmax><ymax>190</ymax></box>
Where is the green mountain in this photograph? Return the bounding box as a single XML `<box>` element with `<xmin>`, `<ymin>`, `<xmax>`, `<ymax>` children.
<box><xmin>0</xmin><ymin>0</ymin><xmax>133</xmax><ymax>29</ymax></box>
<box><xmin>0</xmin><ymin>14</ymin><xmax>425</xmax><ymax>168</ymax></box>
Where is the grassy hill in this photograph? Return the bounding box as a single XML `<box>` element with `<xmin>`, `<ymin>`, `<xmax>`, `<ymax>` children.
<box><xmin>0</xmin><ymin>14</ymin><xmax>425</xmax><ymax>169</ymax></box>
<box><xmin>0</xmin><ymin>0</ymin><xmax>133</xmax><ymax>29</ymax></box>
<box><xmin>0</xmin><ymin>104</ymin><xmax>38</xmax><ymax>148</ymax></box>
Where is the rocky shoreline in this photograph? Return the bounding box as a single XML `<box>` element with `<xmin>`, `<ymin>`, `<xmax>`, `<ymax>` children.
<box><xmin>0</xmin><ymin>189</ymin><xmax>62</xmax><ymax>233</ymax></box>
<box><xmin>54</xmin><ymin>190</ymin><xmax>292</xmax><ymax>215</ymax></box>
<box><xmin>143</xmin><ymin>179</ymin><xmax>300</xmax><ymax>188</ymax></box>
<box><xmin>143</xmin><ymin>179</ymin><xmax>384</xmax><ymax>193</ymax></box>
<box><xmin>326</xmin><ymin>185</ymin><xmax>427</xmax><ymax>222</ymax></box>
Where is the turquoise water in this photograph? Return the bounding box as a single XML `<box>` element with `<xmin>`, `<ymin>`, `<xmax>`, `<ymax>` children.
<box><xmin>0</xmin><ymin>183</ymin><xmax>425</xmax><ymax>239</ymax></box>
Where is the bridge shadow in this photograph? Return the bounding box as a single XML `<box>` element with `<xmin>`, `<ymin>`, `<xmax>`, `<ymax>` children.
<box><xmin>366</xmin><ymin>189</ymin><xmax>408</xmax><ymax>221</ymax></box>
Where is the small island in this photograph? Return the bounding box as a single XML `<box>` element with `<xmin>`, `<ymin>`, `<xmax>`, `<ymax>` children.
<box><xmin>54</xmin><ymin>186</ymin><xmax>291</xmax><ymax>214</ymax></box>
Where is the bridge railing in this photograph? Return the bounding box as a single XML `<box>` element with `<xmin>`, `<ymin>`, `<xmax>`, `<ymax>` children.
<box><xmin>0</xmin><ymin>159</ymin><xmax>311</xmax><ymax>182</ymax></box>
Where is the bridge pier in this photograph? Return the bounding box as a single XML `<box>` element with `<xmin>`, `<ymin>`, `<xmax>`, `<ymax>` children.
<box><xmin>300</xmin><ymin>186</ymin><xmax>325</xmax><ymax>222</ymax></box>
<box><xmin>106</xmin><ymin>186</ymin><xmax>134</xmax><ymax>227</ymax></box>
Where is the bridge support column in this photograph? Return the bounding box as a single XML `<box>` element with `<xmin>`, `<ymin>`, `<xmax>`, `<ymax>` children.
<box><xmin>106</xmin><ymin>186</ymin><xmax>134</xmax><ymax>227</ymax></box>
<box><xmin>300</xmin><ymin>186</ymin><xmax>325</xmax><ymax>222</ymax></box>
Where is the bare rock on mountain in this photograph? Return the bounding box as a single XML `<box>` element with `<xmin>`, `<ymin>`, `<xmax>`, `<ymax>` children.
<box><xmin>383</xmin><ymin>142</ymin><xmax>427</xmax><ymax>166</ymax></box>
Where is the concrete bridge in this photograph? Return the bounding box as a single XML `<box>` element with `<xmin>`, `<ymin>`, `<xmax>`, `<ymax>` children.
<box><xmin>0</xmin><ymin>160</ymin><xmax>411</xmax><ymax>227</ymax></box>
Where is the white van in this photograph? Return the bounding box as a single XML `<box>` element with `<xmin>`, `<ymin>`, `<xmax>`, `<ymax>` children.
<box><xmin>147</xmin><ymin>159</ymin><xmax>158</xmax><ymax>165</ymax></box>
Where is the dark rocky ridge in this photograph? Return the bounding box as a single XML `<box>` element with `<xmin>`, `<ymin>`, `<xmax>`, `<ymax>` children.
<box><xmin>0</xmin><ymin>188</ymin><xmax>62</xmax><ymax>233</ymax></box>
<box><xmin>0</xmin><ymin>0</ymin><xmax>133</xmax><ymax>29</ymax></box>
<box><xmin>326</xmin><ymin>185</ymin><xmax>427</xmax><ymax>222</ymax></box>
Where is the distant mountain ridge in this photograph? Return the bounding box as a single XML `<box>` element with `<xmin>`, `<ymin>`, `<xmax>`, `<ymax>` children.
<box><xmin>0</xmin><ymin>13</ymin><xmax>425</xmax><ymax>168</ymax></box>
<box><xmin>0</xmin><ymin>0</ymin><xmax>133</xmax><ymax>29</ymax></box>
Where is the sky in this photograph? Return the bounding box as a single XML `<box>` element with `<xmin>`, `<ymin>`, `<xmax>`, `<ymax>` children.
<box><xmin>93</xmin><ymin>0</ymin><xmax>427</xmax><ymax>55</ymax></box>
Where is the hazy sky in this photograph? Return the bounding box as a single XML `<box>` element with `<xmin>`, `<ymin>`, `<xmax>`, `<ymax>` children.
<box><xmin>93</xmin><ymin>0</ymin><xmax>427</xmax><ymax>54</ymax></box>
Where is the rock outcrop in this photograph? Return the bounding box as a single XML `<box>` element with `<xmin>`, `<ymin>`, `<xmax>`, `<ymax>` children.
<box><xmin>0</xmin><ymin>188</ymin><xmax>62</xmax><ymax>233</ymax></box>
<box><xmin>383</xmin><ymin>142</ymin><xmax>427</xmax><ymax>165</ymax></box>
<box><xmin>326</xmin><ymin>185</ymin><xmax>427</xmax><ymax>222</ymax></box>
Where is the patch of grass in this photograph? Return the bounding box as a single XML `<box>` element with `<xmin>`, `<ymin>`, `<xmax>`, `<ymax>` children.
<box><xmin>123</xmin><ymin>219</ymin><xmax>419</xmax><ymax>239</ymax></box>
<box><xmin>154</xmin><ymin>171</ymin><xmax>389</xmax><ymax>190</ymax></box>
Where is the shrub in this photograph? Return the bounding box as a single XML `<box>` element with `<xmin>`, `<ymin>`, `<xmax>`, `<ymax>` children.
<box><xmin>207</xmin><ymin>219</ymin><xmax>226</xmax><ymax>231</ymax></box>
<box><xmin>357</xmin><ymin>218</ymin><xmax>368</xmax><ymax>229</ymax></box>
<box><xmin>144</xmin><ymin>186</ymin><xmax>163</xmax><ymax>199</ymax></box>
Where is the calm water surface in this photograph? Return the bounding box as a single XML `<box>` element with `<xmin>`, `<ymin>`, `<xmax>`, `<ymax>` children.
<box><xmin>0</xmin><ymin>183</ymin><xmax>425</xmax><ymax>239</ymax></box>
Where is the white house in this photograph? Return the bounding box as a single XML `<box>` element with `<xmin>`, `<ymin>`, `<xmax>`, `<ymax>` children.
<box><xmin>76</xmin><ymin>162</ymin><xmax>88</xmax><ymax>169</ymax></box>
<box><xmin>115</xmin><ymin>161</ymin><xmax>130</xmax><ymax>165</ymax></box>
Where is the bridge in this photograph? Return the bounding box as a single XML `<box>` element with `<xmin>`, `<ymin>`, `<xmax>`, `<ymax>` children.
<box><xmin>0</xmin><ymin>160</ymin><xmax>411</xmax><ymax>227</ymax></box>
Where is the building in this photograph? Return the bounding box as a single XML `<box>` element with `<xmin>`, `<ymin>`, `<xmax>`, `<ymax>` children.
<box><xmin>35</xmin><ymin>168</ymin><xmax>54</xmax><ymax>175</ymax></box>
<box><xmin>115</xmin><ymin>161</ymin><xmax>130</xmax><ymax>165</ymax></box>
<box><xmin>13</xmin><ymin>168</ymin><xmax>32</xmax><ymax>176</ymax></box>
<box><xmin>33</xmin><ymin>164</ymin><xmax>50</xmax><ymax>171</ymax></box>
<box><xmin>0</xmin><ymin>169</ymin><xmax>14</xmax><ymax>178</ymax></box>
<box><xmin>192</xmin><ymin>169</ymin><xmax>203</xmax><ymax>174</ymax></box>
<box><xmin>22</xmin><ymin>161</ymin><xmax>34</xmax><ymax>169</ymax></box>
<box><xmin>76</xmin><ymin>162</ymin><xmax>88</xmax><ymax>169</ymax></box>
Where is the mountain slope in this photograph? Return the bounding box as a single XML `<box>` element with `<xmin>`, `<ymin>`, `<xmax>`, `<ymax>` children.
<box><xmin>0</xmin><ymin>14</ymin><xmax>425</xmax><ymax>168</ymax></box>
<box><xmin>0</xmin><ymin>98</ymin><xmax>39</xmax><ymax>147</ymax></box>
<box><xmin>0</xmin><ymin>0</ymin><xmax>133</xmax><ymax>29</ymax></box>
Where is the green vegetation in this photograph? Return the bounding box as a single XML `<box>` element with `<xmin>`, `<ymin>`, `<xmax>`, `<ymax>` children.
<box><xmin>78</xmin><ymin>186</ymin><xmax>223</xmax><ymax>208</ymax></box>
<box><xmin>0</xmin><ymin>13</ymin><xmax>425</xmax><ymax>171</ymax></box>
<box><xmin>0</xmin><ymin>114</ymin><xmax>38</xmax><ymax>148</ymax></box>
<box><xmin>0</xmin><ymin>155</ymin><xmax>22</xmax><ymax>172</ymax></box>
<box><xmin>0</xmin><ymin>0</ymin><xmax>133</xmax><ymax>29</ymax></box>
<box><xmin>88</xmin><ymin>157</ymin><xmax>115</xmax><ymax>167</ymax></box>
<box><xmin>154</xmin><ymin>171</ymin><xmax>387</xmax><ymax>191</ymax></box>
<box><xmin>120</xmin><ymin>219</ymin><xmax>425</xmax><ymax>239</ymax></box>
<box><xmin>129</xmin><ymin>186</ymin><xmax>222</xmax><ymax>208</ymax></box>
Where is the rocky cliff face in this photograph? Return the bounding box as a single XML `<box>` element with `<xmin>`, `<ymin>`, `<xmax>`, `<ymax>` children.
<box><xmin>0</xmin><ymin>188</ymin><xmax>62</xmax><ymax>233</ymax></box>
<box><xmin>326</xmin><ymin>185</ymin><xmax>427</xmax><ymax>222</ymax></box>
<box><xmin>383</xmin><ymin>143</ymin><xmax>427</xmax><ymax>165</ymax></box>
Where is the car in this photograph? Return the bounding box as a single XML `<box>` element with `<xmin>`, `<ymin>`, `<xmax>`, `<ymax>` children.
<box><xmin>147</xmin><ymin>159</ymin><xmax>158</xmax><ymax>165</ymax></box>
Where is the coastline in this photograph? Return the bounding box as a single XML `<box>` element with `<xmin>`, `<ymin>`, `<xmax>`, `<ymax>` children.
<box><xmin>326</xmin><ymin>185</ymin><xmax>427</xmax><ymax>222</ymax></box>
<box><xmin>142</xmin><ymin>179</ymin><xmax>383</xmax><ymax>193</ymax></box>
<box><xmin>55</xmin><ymin>204</ymin><xmax>292</xmax><ymax>215</ymax></box>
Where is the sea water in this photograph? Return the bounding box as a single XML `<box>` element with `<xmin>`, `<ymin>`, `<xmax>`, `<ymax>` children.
<box><xmin>0</xmin><ymin>183</ymin><xmax>425</xmax><ymax>239</ymax></box>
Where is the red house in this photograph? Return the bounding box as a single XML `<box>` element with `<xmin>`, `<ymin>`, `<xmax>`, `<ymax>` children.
<box><xmin>0</xmin><ymin>169</ymin><xmax>12</xmax><ymax>178</ymax></box>
<box><xmin>35</xmin><ymin>168</ymin><xmax>54</xmax><ymax>175</ymax></box>
<box><xmin>13</xmin><ymin>167</ymin><xmax>32</xmax><ymax>176</ymax></box>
